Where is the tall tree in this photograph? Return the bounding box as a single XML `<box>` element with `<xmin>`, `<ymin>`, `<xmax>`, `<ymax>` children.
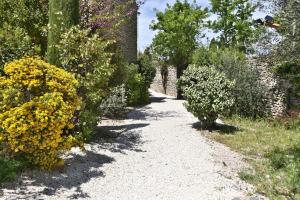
<box><xmin>150</xmin><ymin>0</ymin><xmax>208</xmax><ymax>98</ymax></box>
<box><xmin>210</xmin><ymin>0</ymin><xmax>258</xmax><ymax>51</ymax></box>
<box><xmin>47</xmin><ymin>0</ymin><xmax>80</xmax><ymax>66</ymax></box>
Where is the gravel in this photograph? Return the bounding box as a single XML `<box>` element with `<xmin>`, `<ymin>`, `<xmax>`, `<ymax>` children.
<box><xmin>0</xmin><ymin>90</ymin><xmax>265</xmax><ymax>200</ymax></box>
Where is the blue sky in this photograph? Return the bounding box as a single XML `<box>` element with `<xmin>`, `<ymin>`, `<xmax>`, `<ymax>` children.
<box><xmin>137</xmin><ymin>0</ymin><xmax>266</xmax><ymax>51</ymax></box>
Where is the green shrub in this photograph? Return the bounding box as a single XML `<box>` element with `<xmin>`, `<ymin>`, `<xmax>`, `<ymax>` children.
<box><xmin>178</xmin><ymin>65</ymin><xmax>235</xmax><ymax>128</ymax></box>
<box><xmin>0</xmin><ymin>24</ymin><xmax>37</xmax><ymax>70</ymax></box>
<box><xmin>0</xmin><ymin>0</ymin><xmax>48</xmax><ymax>57</ymax></box>
<box><xmin>137</xmin><ymin>52</ymin><xmax>156</xmax><ymax>88</ymax></box>
<box><xmin>124</xmin><ymin>52</ymin><xmax>156</xmax><ymax>106</ymax></box>
<box><xmin>0</xmin><ymin>57</ymin><xmax>81</xmax><ymax>169</ymax></box>
<box><xmin>100</xmin><ymin>84</ymin><xmax>128</xmax><ymax>119</ymax></box>
<box><xmin>193</xmin><ymin>47</ymin><xmax>268</xmax><ymax>117</ymax></box>
<box><xmin>57</xmin><ymin>26</ymin><xmax>115</xmax><ymax>140</ymax></box>
<box><xmin>0</xmin><ymin>157</ymin><xmax>26</xmax><ymax>184</ymax></box>
<box><xmin>126</xmin><ymin>64</ymin><xmax>150</xmax><ymax>106</ymax></box>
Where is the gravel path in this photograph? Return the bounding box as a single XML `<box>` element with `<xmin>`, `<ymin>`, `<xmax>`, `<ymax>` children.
<box><xmin>1</xmin><ymin>91</ymin><xmax>262</xmax><ymax>200</ymax></box>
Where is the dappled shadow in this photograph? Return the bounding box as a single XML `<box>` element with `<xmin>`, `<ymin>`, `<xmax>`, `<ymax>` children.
<box><xmin>1</xmin><ymin>98</ymin><xmax>159</xmax><ymax>199</ymax></box>
<box><xmin>99</xmin><ymin>131</ymin><xmax>146</xmax><ymax>154</ymax></box>
<box><xmin>2</xmin><ymin>151</ymin><xmax>114</xmax><ymax>199</ymax></box>
<box><xmin>2</xmin><ymin>120</ymin><xmax>147</xmax><ymax>199</ymax></box>
<box><xmin>93</xmin><ymin>123</ymin><xmax>148</xmax><ymax>154</ymax></box>
<box><xmin>127</xmin><ymin>108</ymin><xmax>179</xmax><ymax>121</ymax></box>
<box><xmin>192</xmin><ymin>121</ymin><xmax>240</xmax><ymax>134</ymax></box>
<box><xmin>95</xmin><ymin>123</ymin><xmax>149</xmax><ymax>138</ymax></box>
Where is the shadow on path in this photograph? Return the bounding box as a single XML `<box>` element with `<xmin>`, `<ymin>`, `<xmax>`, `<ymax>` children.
<box><xmin>2</xmin><ymin>121</ymin><xmax>148</xmax><ymax>199</ymax></box>
<box><xmin>94</xmin><ymin>122</ymin><xmax>149</xmax><ymax>154</ymax></box>
<box><xmin>149</xmin><ymin>96</ymin><xmax>167</xmax><ymax>103</ymax></box>
<box><xmin>127</xmin><ymin>108</ymin><xmax>178</xmax><ymax>121</ymax></box>
<box><xmin>192</xmin><ymin>121</ymin><xmax>240</xmax><ymax>134</ymax></box>
<box><xmin>3</xmin><ymin>151</ymin><xmax>114</xmax><ymax>200</ymax></box>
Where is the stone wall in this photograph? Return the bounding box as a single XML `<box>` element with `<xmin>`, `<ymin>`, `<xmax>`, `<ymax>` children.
<box><xmin>151</xmin><ymin>66</ymin><xmax>177</xmax><ymax>97</ymax></box>
<box><xmin>117</xmin><ymin>0</ymin><xmax>138</xmax><ymax>63</ymax></box>
<box><xmin>254</xmin><ymin>59</ymin><xmax>290</xmax><ymax>116</ymax></box>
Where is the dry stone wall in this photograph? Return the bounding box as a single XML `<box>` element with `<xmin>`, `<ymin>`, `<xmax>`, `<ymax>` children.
<box><xmin>252</xmin><ymin>59</ymin><xmax>290</xmax><ymax>116</ymax></box>
<box><xmin>151</xmin><ymin>66</ymin><xmax>177</xmax><ymax>97</ymax></box>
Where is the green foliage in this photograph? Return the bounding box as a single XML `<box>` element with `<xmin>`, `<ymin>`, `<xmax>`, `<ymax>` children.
<box><xmin>274</xmin><ymin>60</ymin><xmax>300</xmax><ymax>105</ymax></box>
<box><xmin>100</xmin><ymin>84</ymin><xmax>128</xmax><ymax>119</ymax></box>
<box><xmin>126</xmin><ymin>64</ymin><xmax>150</xmax><ymax>106</ymax></box>
<box><xmin>178</xmin><ymin>65</ymin><xmax>235</xmax><ymax>128</ymax></box>
<box><xmin>137</xmin><ymin>52</ymin><xmax>156</xmax><ymax>88</ymax></box>
<box><xmin>0</xmin><ymin>157</ymin><xmax>26</xmax><ymax>184</ymax></box>
<box><xmin>0</xmin><ymin>0</ymin><xmax>48</xmax><ymax>56</ymax></box>
<box><xmin>107</xmin><ymin>44</ymin><xmax>129</xmax><ymax>88</ymax></box>
<box><xmin>57</xmin><ymin>26</ymin><xmax>115</xmax><ymax>139</ymax></box>
<box><xmin>263</xmin><ymin>1</ymin><xmax>300</xmax><ymax>99</ymax></box>
<box><xmin>125</xmin><ymin>51</ymin><xmax>155</xmax><ymax>106</ymax></box>
<box><xmin>0</xmin><ymin>24</ymin><xmax>36</xmax><ymax>70</ymax></box>
<box><xmin>47</xmin><ymin>0</ymin><xmax>80</xmax><ymax>66</ymax></box>
<box><xmin>272</xmin><ymin>0</ymin><xmax>300</xmax><ymax>62</ymax></box>
<box><xmin>209</xmin><ymin>0</ymin><xmax>259</xmax><ymax>51</ymax></box>
<box><xmin>0</xmin><ymin>0</ymin><xmax>48</xmax><ymax>68</ymax></box>
<box><xmin>151</xmin><ymin>0</ymin><xmax>208</xmax><ymax>81</ymax></box>
<box><xmin>193</xmin><ymin>48</ymin><xmax>268</xmax><ymax>117</ymax></box>
<box><xmin>208</xmin><ymin>117</ymin><xmax>300</xmax><ymax>199</ymax></box>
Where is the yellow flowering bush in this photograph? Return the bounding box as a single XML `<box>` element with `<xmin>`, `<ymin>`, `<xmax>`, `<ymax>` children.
<box><xmin>0</xmin><ymin>57</ymin><xmax>81</xmax><ymax>169</ymax></box>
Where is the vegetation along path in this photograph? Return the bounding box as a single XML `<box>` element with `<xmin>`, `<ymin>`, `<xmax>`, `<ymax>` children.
<box><xmin>1</xmin><ymin>91</ymin><xmax>264</xmax><ymax>200</ymax></box>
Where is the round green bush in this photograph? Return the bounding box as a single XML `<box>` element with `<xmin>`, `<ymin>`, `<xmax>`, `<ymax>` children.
<box><xmin>178</xmin><ymin>65</ymin><xmax>235</xmax><ymax>128</ymax></box>
<box><xmin>193</xmin><ymin>47</ymin><xmax>268</xmax><ymax>117</ymax></box>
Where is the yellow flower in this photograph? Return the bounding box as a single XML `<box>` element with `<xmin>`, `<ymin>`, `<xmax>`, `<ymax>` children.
<box><xmin>0</xmin><ymin>57</ymin><xmax>82</xmax><ymax>170</ymax></box>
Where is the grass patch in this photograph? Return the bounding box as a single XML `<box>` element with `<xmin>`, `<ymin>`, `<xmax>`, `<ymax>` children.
<box><xmin>0</xmin><ymin>156</ymin><xmax>26</xmax><ymax>185</ymax></box>
<box><xmin>206</xmin><ymin>117</ymin><xmax>300</xmax><ymax>200</ymax></box>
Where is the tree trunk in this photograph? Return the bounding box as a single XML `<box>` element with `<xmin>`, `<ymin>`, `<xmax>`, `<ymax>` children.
<box><xmin>47</xmin><ymin>0</ymin><xmax>79</xmax><ymax>66</ymax></box>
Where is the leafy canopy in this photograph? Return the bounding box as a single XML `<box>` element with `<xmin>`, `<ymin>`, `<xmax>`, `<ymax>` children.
<box><xmin>209</xmin><ymin>0</ymin><xmax>259</xmax><ymax>51</ymax></box>
<box><xmin>150</xmin><ymin>0</ymin><xmax>208</xmax><ymax>68</ymax></box>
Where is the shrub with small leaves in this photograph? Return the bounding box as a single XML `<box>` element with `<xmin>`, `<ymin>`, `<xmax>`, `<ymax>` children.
<box><xmin>57</xmin><ymin>27</ymin><xmax>115</xmax><ymax>139</ymax></box>
<box><xmin>178</xmin><ymin>65</ymin><xmax>235</xmax><ymax>128</ymax></box>
<box><xmin>0</xmin><ymin>24</ymin><xmax>37</xmax><ymax>71</ymax></box>
<box><xmin>100</xmin><ymin>84</ymin><xmax>127</xmax><ymax>119</ymax></box>
<box><xmin>137</xmin><ymin>52</ymin><xmax>156</xmax><ymax>88</ymax></box>
<box><xmin>126</xmin><ymin>64</ymin><xmax>150</xmax><ymax>106</ymax></box>
<box><xmin>0</xmin><ymin>57</ymin><xmax>81</xmax><ymax>169</ymax></box>
<box><xmin>193</xmin><ymin>47</ymin><xmax>268</xmax><ymax>117</ymax></box>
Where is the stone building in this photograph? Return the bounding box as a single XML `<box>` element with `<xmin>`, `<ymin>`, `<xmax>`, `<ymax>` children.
<box><xmin>116</xmin><ymin>0</ymin><xmax>138</xmax><ymax>63</ymax></box>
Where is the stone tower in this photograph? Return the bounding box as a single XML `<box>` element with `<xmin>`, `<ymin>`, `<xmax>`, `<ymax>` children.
<box><xmin>117</xmin><ymin>0</ymin><xmax>138</xmax><ymax>63</ymax></box>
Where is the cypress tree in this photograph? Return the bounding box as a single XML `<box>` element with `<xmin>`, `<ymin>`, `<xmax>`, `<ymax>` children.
<box><xmin>47</xmin><ymin>0</ymin><xmax>79</xmax><ymax>66</ymax></box>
